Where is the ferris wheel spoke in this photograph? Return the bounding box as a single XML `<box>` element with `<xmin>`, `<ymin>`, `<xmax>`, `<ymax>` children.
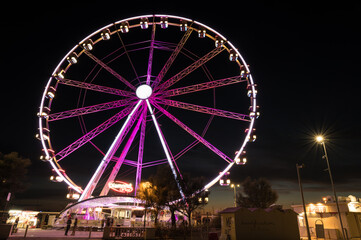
<box><xmin>156</xmin><ymin>46</ymin><xmax>225</xmax><ymax>91</ymax></box>
<box><xmin>154</xmin><ymin>98</ymin><xmax>250</xmax><ymax>122</ymax></box>
<box><xmin>146</xmin><ymin>23</ymin><xmax>156</xmax><ymax>85</ymax></box>
<box><xmin>146</xmin><ymin>99</ymin><xmax>186</xmax><ymax>201</ymax></box>
<box><xmin>100</xmin><ymin>104</ymin><xmax>146</xmax><ymax>196</ymax></box>
<box><xmin>48</xmin><ymin>98</ymin><xmax>135</xmax><ymax>121</ymax></box>
<box><xmin>152</xmin><ymin>28</ymin><xmax>193</xmax><ymax>88</ymax></box>
<box><xmin>55</xmin><ymin>105</ymin><xmax>136</xmax><ymax>162</ymax></box>
<box><xmin>141</xmin><ymin>159</ymin><xmax>167</xmax><ymax>168</ymax></box>
<box><xmin>83</xmin><ymin>50</ymin><xmax>136</xmax><ymax>90</ymax></box>
<box><xmin>138</xmin><ymin>138</ymin><xmax>199</xmax><ymax>169</ymax></box>
<box><xmin>152</xmin><ymin>102</ymin><xmax>233</xmax><ymax>164</ymax></box>
<box><xmin>140</xmin><ymin>139</ymin><xmax>198</xmax><ymax>169</ymax></box>
<box><xmin>57</xmin><ymin>78</ymin><xmax>133</xmax><ymax>97</ymax></box>
<box><xmin>135</xmin><ymin>106</ymin><xmax>147</xmax><ymax>196</ymax></box>
<box><xmin>115</xmin><ymin>29</ymin><xmax>141</xmax><ymax>84</ymax></box>
<box><xmin>79</xmin><ymin>100</ymin><xmax>143</xmax><ymax>201</ymax></box>
<box><xmin>162</xmin><ymin>75</ymin><xmax>247</xmax><ymax>97</ymax></box>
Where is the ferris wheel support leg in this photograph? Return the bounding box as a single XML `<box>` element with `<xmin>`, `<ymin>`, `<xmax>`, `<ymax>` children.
<box><xmin>78</xmin><ymin>100</ymin><xmax>143</xmax><ymax>202</ymax></box>
<box><xmin>135</xmin><ymin>107</ymin><xmax>147</xmax><ymax>196</ymax></box>
<box><xmin>100</xmin><ymin>105</ymin><xmax>146</xmax><ymax>196</ymax></box>
<box><xmin>146</xmin><ymin>100</ymin><xmax>186</xmax><ymax>201</ymax></box>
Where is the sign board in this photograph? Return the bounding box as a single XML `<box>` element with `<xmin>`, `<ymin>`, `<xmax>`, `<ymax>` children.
<box><xmin>109</xmin><ymin>181</ymin><xmax>133</xmax><ymax>193</ymax></box>
<box><xmin>348</xmin><ymin>202</ymin><xmax>361</xmax><ymax>212</ymax></box>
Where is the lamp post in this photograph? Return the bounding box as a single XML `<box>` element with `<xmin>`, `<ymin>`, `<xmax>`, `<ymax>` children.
<box><xmin>315</xmin><ymin>135</ymin><xmax>346</xmax><ymax>240</ymax></box>
<box><xmin>230</xmin><ymin>184</ymin><xmax>240</xmax><ymax>207</ymax></box>
<box><xmin>296</xmin><ymin>164</ymin><xmax>311</xmax><ymax>240</ymax></box>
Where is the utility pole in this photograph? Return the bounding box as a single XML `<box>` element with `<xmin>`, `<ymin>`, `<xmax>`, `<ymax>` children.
<box><xmin>296</xmin><ymin>164</ymin><xmax>311</xmax><ymax>240</ymax></box>
<box><xmin>316</xmin><ymin>136</ymin><xmax>346</xmax><ymax>240</ymax></box>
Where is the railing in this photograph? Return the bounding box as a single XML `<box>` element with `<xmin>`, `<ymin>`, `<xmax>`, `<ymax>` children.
<box><xmin>103</xmin><ymin>226</ymin><xmax>155</xmax><ymax>239</ymax></box>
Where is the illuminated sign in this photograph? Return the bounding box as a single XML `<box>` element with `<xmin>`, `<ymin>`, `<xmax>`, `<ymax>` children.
<box><xmin>348</xmin><ymin>202</ymin><xmax>361</xmax><ymax>212</ymax></box>
<box><xmin>109</xmin><ymin>181</ymin><xmax>133</xmax><ymax>193</ymax></box>
<box><xmin>308</xmin><ymin>203</ymin><xmax>326</xmax><ymax>213</ymax></box>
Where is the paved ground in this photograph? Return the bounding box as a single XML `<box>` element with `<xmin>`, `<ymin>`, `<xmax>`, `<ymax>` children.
<box><xmin>7</xmin><ymin>228</ymin><xmax>103</xmax><ymax>239</ymax></box>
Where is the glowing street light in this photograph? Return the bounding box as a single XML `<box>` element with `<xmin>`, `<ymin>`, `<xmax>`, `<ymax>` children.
<box><xmin>315</xmin><ymin>135</ymin><xmax>324</xmax><ymax>143</ymax></box>
<box><xmin>230</xmin><ymin>183</ymin><xmax>240</xmax><ymax>207</ymax></box>
<box><xmin>315</xmin><ymin>135</ymin><xmax>346</xmax><ymax>240</ymax></box>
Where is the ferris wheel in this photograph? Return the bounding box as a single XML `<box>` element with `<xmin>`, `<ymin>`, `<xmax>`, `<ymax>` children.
<box><xmin>37</xmin><ymin>14</ymin><xmax>258</xmax><ymax>202</ymax></box>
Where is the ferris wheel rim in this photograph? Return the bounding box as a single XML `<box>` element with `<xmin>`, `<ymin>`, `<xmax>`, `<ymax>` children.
<box><xmin>38</xmin><ymin>14</ymin><xmax>258</xmax><ymax>200</ymax></box>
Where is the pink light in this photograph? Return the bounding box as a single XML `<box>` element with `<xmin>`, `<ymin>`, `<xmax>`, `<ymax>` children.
<box><xmin>109</xmin><ymin>181</ymin><xmax>134</xmax><ymax>193</ymax></box>
<box><xmin>79</xmin><ymin>100</ymin><xmax>142</xmax><ymax>201</ymax></box>
<box><xmin>38</xmin><ymin>14</ymin><xmax>258</xmax><ymax>203</ymax></box>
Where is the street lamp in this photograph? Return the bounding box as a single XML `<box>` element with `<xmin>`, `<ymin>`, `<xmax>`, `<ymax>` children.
<box><xmin>315</xmin><ymin>135</ymin><xmax>346</xmax><ymax>240</ymax></box>
<box><xmin>296</xmin><ymin>164</ymin><xmax>311</xmax><ymax>240</ymax></box>
<box><xmin>230</xmin><ymin>184</ymin><xmax>240</xmax><ymax>207</ymax></box>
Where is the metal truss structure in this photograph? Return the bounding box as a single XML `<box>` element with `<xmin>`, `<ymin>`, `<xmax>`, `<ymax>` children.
<box><xmin>37</xmin><ymin>14</ymin><xmax>258</xmax><ymax>202</ymax></box>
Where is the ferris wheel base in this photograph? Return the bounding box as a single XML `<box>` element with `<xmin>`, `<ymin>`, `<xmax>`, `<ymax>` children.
<box><xmin>55</xmin><ymin>196</ymin><xmax>147</xmax><ymax>227</ymax></box>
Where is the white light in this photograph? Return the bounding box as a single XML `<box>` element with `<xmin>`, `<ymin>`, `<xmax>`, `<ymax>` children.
<box><xmin>72</xmin><ymin>193</ymin><xmax>80</xmax><ymax>199</ymax></box>
<box><xmin>316</xmin><ymin>135</ymin><xmax>324</xmax><ymax>143</ymax></box>
<box><xmin>146</xmin><ymin>99</ymin><xmax>185</xmax><ymax>201</ymax></box>
<box><xmin>136</xmin><ymin>84</ymin><xmax>152</xmax><ymax>99</ymax></box>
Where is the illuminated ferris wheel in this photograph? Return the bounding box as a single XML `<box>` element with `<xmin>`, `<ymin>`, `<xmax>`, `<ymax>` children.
<box><xmin>37</xmin><ymin>14</ymin><xmax>258</xmax><ymax>202</ymax></box>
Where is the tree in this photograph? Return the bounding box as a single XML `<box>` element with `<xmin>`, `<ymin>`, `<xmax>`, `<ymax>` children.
<box><xmin>149</xmin><ymin>166</ymin><xmax>180</xmax><ymax>228</ymax></box>
<box><xmin>177</xmin><ymin>173</ymin><xmax>209</xmax><ymax>227</ymax></box>
<box><xmin>136</xmin><ymin>167</ymin><xmax>210</xmax><ymax>228</ymax></box>
<box><xmin>136</xmin><ymin>181</ymin><xmax>159</xmax><ymax>226</ymax></box>
<box><xmin>136</xmin><ymin>173</ymin><xmax>169</xmax><ymax>226</ymax></box>
<box><xmin>236</xmin><ymin>177</ymin><xmax>278</xmax><ymax>208</ymax></box>
<box><xmin>0</xmin><ymin>152</ymin><xmax>31</xmax><ymax>207</ymax></box>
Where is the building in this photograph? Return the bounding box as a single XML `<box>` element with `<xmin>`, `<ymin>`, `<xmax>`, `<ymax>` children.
<box><xmin>54</xmin><ymin>196</ymin><xmax>180</xmax><ymax>228</ymax></box>
<box><xmin>219</xmin><ymin>206</ymin><xmax>300</xmax><ymax>240</ymax></box>
<box><xmin>6</xmin><ymin>210</ymin><xmax>59</xmax><ymax>228</ymax></box>
<box><xmin>291</xmin><ymin>195</ymin><xmax>361</xmax><ymax>239</ymax></box>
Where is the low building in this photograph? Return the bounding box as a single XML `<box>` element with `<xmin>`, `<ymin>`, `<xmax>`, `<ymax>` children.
<box><xmin>54</xmin><ymin>196</ymin><xmax>182</xmax><ymax>228</ymax></box>
<box><xmin>219</xmin><ymin>206</ymin><xmax>299</xmax><ymax>240</ymax></box>
<box><xmin>291</xmin><ymin>195</ymin><xmax>361</xmax><ymax>239</ymax></box>
<box><xmin>6</xmin><ymin>210</ymin><xmax>59</xmax><ymax>228</ymax></box>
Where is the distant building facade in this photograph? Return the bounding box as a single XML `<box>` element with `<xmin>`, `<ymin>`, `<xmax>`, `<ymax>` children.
<box><xmin>219</xmin><ymin>206</ymin><xmax>299</xmax><ymax>240</ymax></box>
<box><xmin>292</xmin><ymin>195</ymin><xmax>361</xmax><ymax>239</ymax></box>
<box><xmin>6</xmin><ymin>210</ymin><xmax>59</xmax><ymax>228</ymax></box>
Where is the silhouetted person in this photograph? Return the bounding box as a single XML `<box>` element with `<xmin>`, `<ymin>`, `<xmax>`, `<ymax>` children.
<box><xmin>65</xmin><ymin>217</ymin><xmax>72</xmax><ymax>236</ymax></box>
<box><xmin>12</xmin><ymin>217</ymin><xmax>19</xmax><ymax>233</ymax></box>
<box><xmin>71</xmin><ymin>217</ymin><xmax>78</xmax><ymax>236</ymax></box>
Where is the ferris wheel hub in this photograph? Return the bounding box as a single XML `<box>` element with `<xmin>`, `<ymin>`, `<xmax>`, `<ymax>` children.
<box><xmin>135</xmin><ymin>84</ymin><xmax>153</xmax><ymax>99</ymax></box>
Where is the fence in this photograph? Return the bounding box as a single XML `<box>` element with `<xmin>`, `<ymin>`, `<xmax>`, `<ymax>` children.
<box><xmin>103</xmin><ymin>226</ymin><xmax>155</xmax><ymax>239</ymax></box>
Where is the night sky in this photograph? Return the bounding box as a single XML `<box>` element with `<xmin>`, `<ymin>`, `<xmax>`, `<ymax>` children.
<box><xmin>1</xmin><ymin>2</ymin><xmax>361</xmax><ymax>211</ymax></box>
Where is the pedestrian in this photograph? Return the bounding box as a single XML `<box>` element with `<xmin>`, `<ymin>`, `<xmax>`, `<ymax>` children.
<box><xmin>71</xmin><ymin>217</ymin><xmax>78</xmax><ymax>236</ymax></box>
<box><xmin>65</xmin><ymin>217</ymin><xmax>72</xmax><ymax>236</ymax></box>
<box><xmin>12</xmin><ymin>217</ymin><xmax>19</xmax><ymax>233</ymax></box>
